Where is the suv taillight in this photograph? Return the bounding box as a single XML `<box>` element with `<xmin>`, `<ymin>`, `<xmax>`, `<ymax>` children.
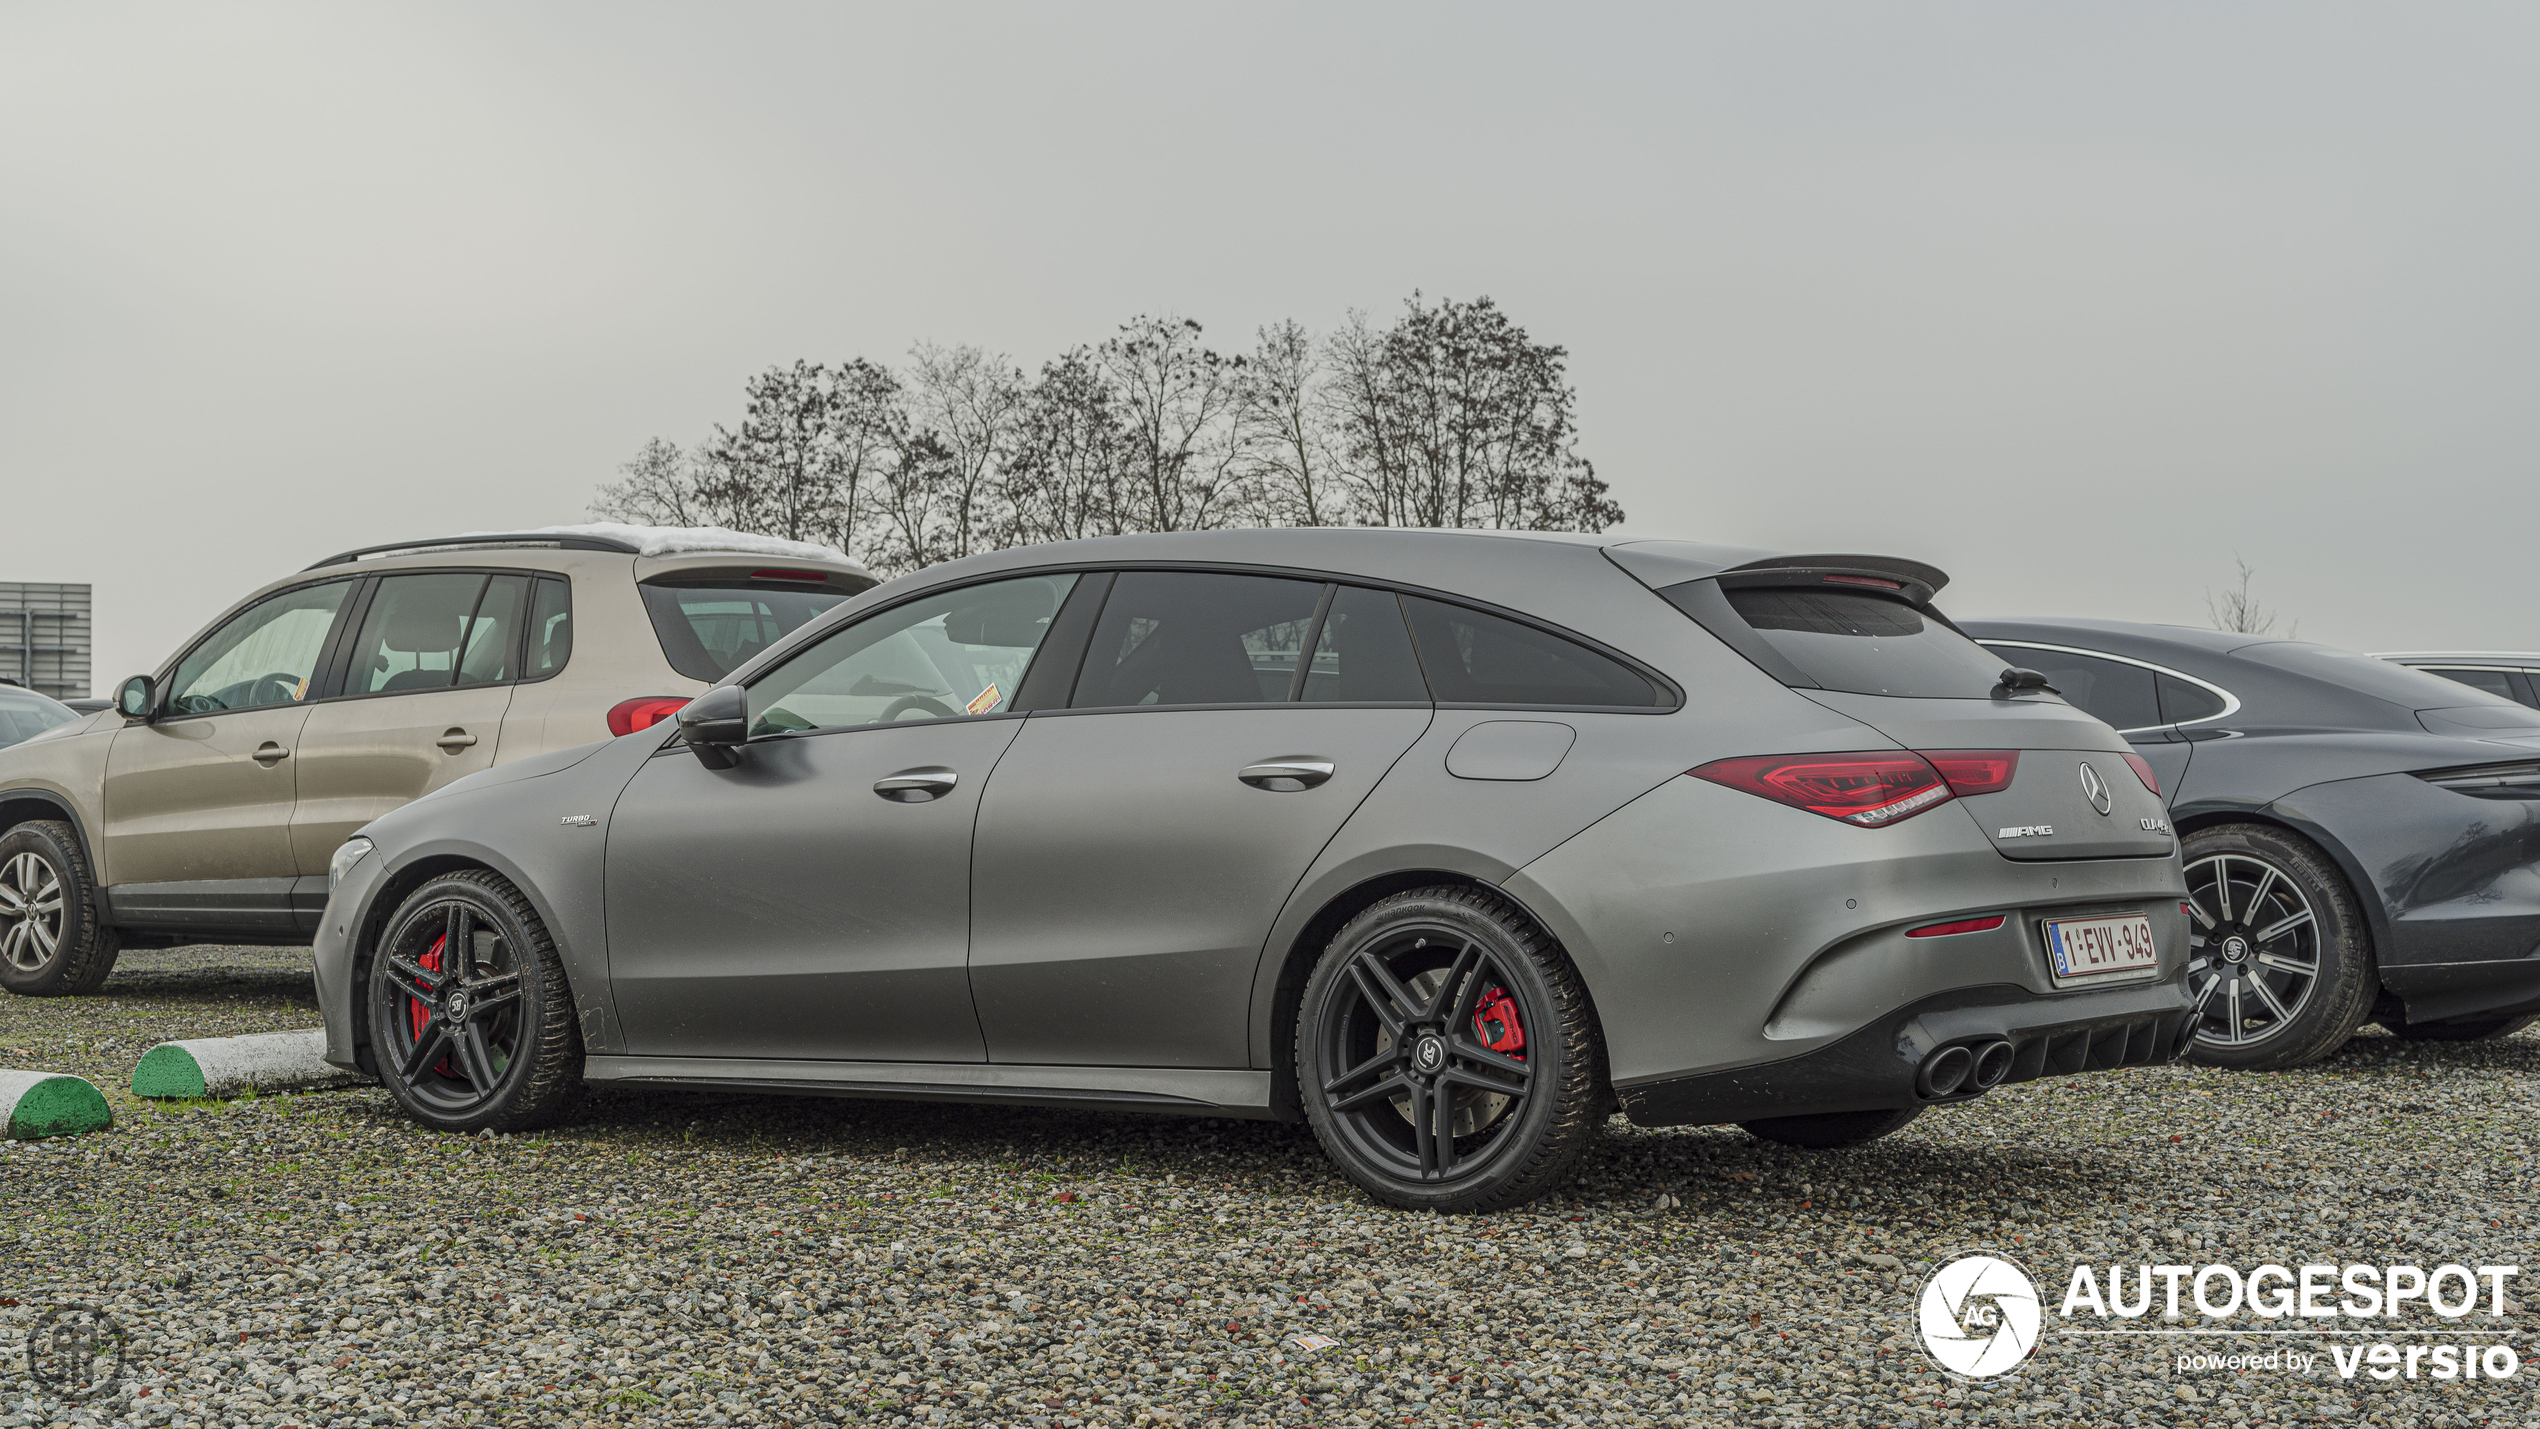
<box><xmin>608</xmin><ymin>696</ymin><xmax>693</xmax><ymax>737</ymax></box>
<box><xmin>1690</xmin><ymin>752</ymin><xmax>1954</xmax><ymax>827</ymax></box>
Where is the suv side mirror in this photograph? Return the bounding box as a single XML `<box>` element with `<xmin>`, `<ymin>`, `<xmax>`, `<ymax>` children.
<box><xmin>117</xmin><ymin>675</ymin><xmax>157</xmax><ymax>721</ymax></box>
<box><xmin>678</xmin><ymin>685</ymin><xmax>749</xmax><ymax>768</ymax></box>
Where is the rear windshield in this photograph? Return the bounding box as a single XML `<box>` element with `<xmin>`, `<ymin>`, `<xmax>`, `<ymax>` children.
<box><xmin>641</xmin><ymin>583</ymin><xmax>854</xmax><ymax>683</ymax></box>
<box><xmin>1712</xmin><ymin>586</ymin><xmax>2008</xmax><ymax>699</ymax></box>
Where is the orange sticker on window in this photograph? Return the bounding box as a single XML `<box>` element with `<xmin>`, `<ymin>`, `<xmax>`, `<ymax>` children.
<box><xmin>966</xmin><ymin>684</ymin><xmax>1001</xmax><ymax>715</ymax></box>
<box><xmin>294</xmin><ymin>677</ymin><xmax>309</xmax><ymax>701</ymax></box>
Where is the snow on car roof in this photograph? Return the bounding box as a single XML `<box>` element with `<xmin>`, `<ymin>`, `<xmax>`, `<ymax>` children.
<box><xmin>479</xmin><ymin>523</ymin><xmax>859</xmax><ymax>566</ymax></box>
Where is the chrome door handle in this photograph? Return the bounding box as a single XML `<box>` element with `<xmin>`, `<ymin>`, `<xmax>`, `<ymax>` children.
<box><xmin>252</xmin><ymin>743</ymin><xmax>290</xmax><ymax>764</ymax></box>
<box><xmin>873</xmin><ymin>767</ymin><xmax>958</xmax><ymax>803</ymax></box>
<box><xmin>1238</xmin><ymin>759</ymin><xmax>1334</xmax><ymax>791</ymax></box>
<box><xmin>436</xmin><ymin>729</ymin><xmax>479</xmax><ymax>753</ymax></box>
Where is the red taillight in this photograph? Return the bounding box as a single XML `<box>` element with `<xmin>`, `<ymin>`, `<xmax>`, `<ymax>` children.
<box><xmin>607</xmin><ymin>695</ymin><xmax>693</xmax><ymax>737</ymax></box>
<box><xmin>1906</xmin><ymin>914</ymin><xmax>2007</xmax><ymax>938</ymax></box>
<box><xmin>1823</xmin><ymin>574</ymin><xmax>1903</xmax><ymax>590</ymax></box>
<box><xmin>1923</xmin><ymin>750</ymin><xmax>2020</xmax><ymax>797</ymax></box>
<box><xmin>2123</xmin><ymin>752</ymin><xmax>2161</xmax><ymax>797</ymax></box>
<box><xmin>751</xmin><ymin>568</ymin><xmax>832</xmax><ymax>583</ymax></box>
<box><xmin>1689</xmin><ymin>752</ymin><xmax>1954</xmax><ymax>827</ymax></box>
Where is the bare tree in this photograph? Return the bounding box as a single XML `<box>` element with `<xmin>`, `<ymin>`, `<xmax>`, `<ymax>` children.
<box><xmin>693</xmin><ymin>361</ymin><xmax>854</xmax><ymax>546</ymax></box>
<box><xmin>2206</xmin><ymin>555</ymin><xmax>2296</xmax><ymax>637</ymax></box>
<box><xmin>1234</xmin><ymin>319</ymin><xmax>1335</xmax><ymax>526</ymax></box>
<box><xmin>906</xmin><ymin>344</ymin><xmax>1027</xmax><ymax>563</ymax></box>
<box><xmin>592</xmin><ymin>438</ymin><xmax>706</xmax><ymax>528</ymax></box>
<box><xmin>1005</xmin><ymin>348</ymin><xmax>1126</xmax><ymax>546</ymax></box>
<box><xmin>1101</xmin><ymin>316</ymin><xmax>1245</xmax><ymax>533</ymax></box>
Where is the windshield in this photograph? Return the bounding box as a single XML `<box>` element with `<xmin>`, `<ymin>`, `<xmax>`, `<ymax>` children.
<box><xmin>0</xmin><ymin>690</ymin><xmax>77</xmax><ymax>749</ymax></box>
<box><xmin>1712</xmin><ymin>586</ymin><xmax>2009</xmax><ymax>698</ymax></box>
<box><xmin>641</xmin><ymin>583</ymin><xmax>853</xmax><ymax>683</ymax></box>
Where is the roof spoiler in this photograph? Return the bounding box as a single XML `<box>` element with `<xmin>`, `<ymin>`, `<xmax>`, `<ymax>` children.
<box><xmin>1717</xmin><ymin>553</ymin><xmax>1951</xmax><ymax>605</ymax></box>
<box><xmin>302</xmin><ymin>532</ymin><xmax>646</xmax><ymax>570</ymax></box>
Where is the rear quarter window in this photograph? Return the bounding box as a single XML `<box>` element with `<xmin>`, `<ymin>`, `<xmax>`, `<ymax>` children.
<box><xmin>1701</xmin><ymin>585</ymin><xmax>2006</xmax><ymax>698</ymax></box>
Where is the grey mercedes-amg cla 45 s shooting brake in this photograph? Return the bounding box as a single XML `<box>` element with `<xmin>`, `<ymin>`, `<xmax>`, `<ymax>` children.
<box><xmin>314</xmin><ymin>530</ymin><xmax>2194</xmax><ymax>1211</ymax></box>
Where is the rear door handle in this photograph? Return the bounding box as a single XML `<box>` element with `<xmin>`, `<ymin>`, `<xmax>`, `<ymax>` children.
<box><xmin>436</xmin><ymin>728</ymin><xmax>479</xmax><ymax>753</ymax></box>
<box><xmin>1238</xmin><ymin>759</ymin><xmax>1334</xmax><ymax>791</ymax></box>
<box><xmin>874</xmin><ymin>767</ymin><xmax>958</xmax><ymax>803</ymax></box>
<box><xmin>251</xmin><ymin>743</ymin><xmax>290</xmax><ymax>764</ymax></box>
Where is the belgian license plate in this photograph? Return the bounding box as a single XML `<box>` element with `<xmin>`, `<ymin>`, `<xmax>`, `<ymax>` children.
<box><xmin>2042</xmin><ymin>913</ymin><xmax>2159</xmax><ymax>985</ymax></box>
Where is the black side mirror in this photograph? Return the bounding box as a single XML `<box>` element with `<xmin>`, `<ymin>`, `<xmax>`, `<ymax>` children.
<box><xmin>117</xmin><ymin>675</ymin><xmax>157</xmax><ymax>721</ymax></box>
<box><xmin>678</xmin><ymin>685</ymin><xmax>749</xmax><ymax>768</ymax></box>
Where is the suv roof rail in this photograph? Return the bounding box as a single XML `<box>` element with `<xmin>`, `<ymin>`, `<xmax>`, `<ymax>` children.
<box><xmin>302</xmin><ymin>533</ymin><xmax>647</xmax><ymax>570</ymax></box>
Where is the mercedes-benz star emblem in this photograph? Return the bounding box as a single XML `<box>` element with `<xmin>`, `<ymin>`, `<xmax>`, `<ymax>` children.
<box><xmin>2078</xmin><ymin>761</ymin><xmax>2114</xmax><ymax>816</ymax></box>
<box><xmin>1413</xmin><ymin>1035</ymin><xmax>1445</xmax><ymax>1073</ymax></box>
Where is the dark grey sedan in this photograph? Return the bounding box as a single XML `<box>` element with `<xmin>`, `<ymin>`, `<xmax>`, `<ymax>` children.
<box><xmin>316</xmin><ymin>531</ymin><xmax>2192</xmax><ymax>1211</ymax></box>
<box><xmin>1963</xmin><ymin>619</ymin><xmax>2540</xmax><ymax>1068</ymax></box>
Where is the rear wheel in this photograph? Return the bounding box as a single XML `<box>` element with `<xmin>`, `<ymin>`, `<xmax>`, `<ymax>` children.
<box><xmin>0</xmin><ymin>821</ymin><xmax>118</xmax><ymax>997</ymax></box>
<box><xmin>2378</xmin><ymin>1012</ymin><xmax>2538</xmax><ymax>1042</ymax></box>
<box><xmin>368</xmin><ymin>870</ymin><xmax>581</xmax><ymax>1133</ymax></box>
<box><xmin>2181</xmin><ymin>823</ymin><xmax>2373</xmax><ymax>1070</ymax></box>
<box><xmin>1741</xmin><ymin>1106</ymin><xmax>1922</xmax><ymax>1149</ymax></box>
<box><xmin>1297</xmin><ymin>886</ymin><xmax>1606</xmax><ymax>1213</ymax></box>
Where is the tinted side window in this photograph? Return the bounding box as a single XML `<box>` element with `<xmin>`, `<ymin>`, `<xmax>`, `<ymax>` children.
<box><xmin>1072</xmin><ymin>572</ymin><xmax>1324</xmax><ymax>708</ymax></box>
<box><xmin>1980</xmin><ymin>645</ymin><xmax>2161</xmax><ymax>730</ymax></box>
<box><xmin>749</xmin><ymin>574</ymin><xmax>1077</xmax><ymax>735</ymax></box>
<box><xmin>527</xmin><ymin>578</ymin><xmax>572</xmax><ymax>679</ymax></box>
<box><xmin>2156</xmin><ymin>673</ymin><xmax>2229</xmax><ymax>725</ymax></box>
<box><xmin>1719</xmin><ymin>587</ymin><xmax>2005</xmax><ymax>699</ymax></box>
<box><xmin>167</xmin><ymin>581</ymin><xmax>353</xmax><ymax>715</ymax></box>
<box><xmin>643</xmin><ymin>583</ymin><xmax>854</xmax><ymax>684</ymax></box>
<box><xmin>1300</xmin><ymin>587</ymin><xmax>1430</xmax><ymax>704</ymax></box>
<box><xmin>1401</xmin><ymin>596</ymin><xmax>1661</xmax><ymax>708</ymax></box>
<box><xmin>347</xmin><ymin>573</ymin><xmax>489</xmax><ymax>695</ymax></box>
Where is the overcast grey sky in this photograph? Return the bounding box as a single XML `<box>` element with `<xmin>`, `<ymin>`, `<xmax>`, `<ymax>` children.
<box><xmin>5</xmin><ymin>4</ymin><xmax>2535</xmax><ymax>689</ymax></box>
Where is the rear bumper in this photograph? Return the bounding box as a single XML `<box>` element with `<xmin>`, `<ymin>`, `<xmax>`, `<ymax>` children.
<box><xmin>1615</xmin><ymin>977</ymin><xmax>2195</xmax><ymax>1128</ymax></box>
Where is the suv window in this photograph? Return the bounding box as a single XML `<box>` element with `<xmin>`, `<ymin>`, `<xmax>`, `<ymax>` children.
<box><xmin>1709</xmin><ymin>586</ymin><xmax>2004</xmax><ymax>699</ymax></box>
<box><xmin>748</xmin><ymin>574</ymin><xmax>1077</xmax><ymax>736</ymax></box>
<box><xmin>1072</xmin><ymin>572</ymin><xmax>1324</xmax><ymax>708</ymax></box>
<box><xmin>167</xmin><ymin>581</ymin><xmax>353</xmax><ymax>715</ymax></box>
<box><xmin>1300</xmin><ymin>587</ymin><xmax>1430</xmax><ymax>704</ymax></box>
<box><xmin>346</xmin><ymin>573</ymin><xmax>492</xmax><ymax>695</ymax></box>
<box><xmin>1402</xmin><ymin>595</ymin><xmax>1662</xmax><ymax>708</ymax></box>
<box><xmin>1981</xmin><ymin>645</ymin><xmax>2160</xmax><ymax>730</ymax></box>
<box><xmin>526</xmin><ymin>577</ymin><xmax>572</xmax><ymax>679</ymax></box>
<box><xmin>644</xmin><ymin>582</ymin><xmax>855</xmax><ymax>683</ymax></box>
<box><xmin>456</xmin><ymin>575</ymin><xmax>530</xmax><ymax>687</ymax></box>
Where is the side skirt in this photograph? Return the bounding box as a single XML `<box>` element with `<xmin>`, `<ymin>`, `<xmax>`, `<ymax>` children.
<box><xmin>581</xmin><ymin>1056</ymin><xmax>1277</xmax><ymax>1121</ymax></box>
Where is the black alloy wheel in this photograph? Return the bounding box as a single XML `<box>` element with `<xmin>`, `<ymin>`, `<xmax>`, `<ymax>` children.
<box><xmin>2180</xmin><ymin>823</ymin><xmax>2373</xmax><ymax>1071</ymax></box>
<box><xmin>0</xmin><ymin>821</ymin><xmax>118</xmax><ymax>997</ymax></box>
<box><xmin>368</xmin><ymin>870</ymin><xmax>581</xmax><ymax>1133</ymax></box>
<box><xmin>1297</xmin><ymin>886</ymin><xmax>1606</xmax><ymax>1213</ymax></box>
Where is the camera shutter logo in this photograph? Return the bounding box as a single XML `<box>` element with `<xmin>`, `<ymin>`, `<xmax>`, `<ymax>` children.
<box><xmin>1917</xmin><ymin>1253</ymin><xmax>2041</xmax><ymax>1379</ymax></box>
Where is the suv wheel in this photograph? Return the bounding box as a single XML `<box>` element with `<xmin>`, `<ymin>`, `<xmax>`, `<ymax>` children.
<box><xmin>0</xmin><ymin>821</ymin><xmax>119</xmax><ymax>997</ymax></box>
<box><xmin>2182</xmin><ymin>823</ymin><xmax>2374</xmax><ymax>1070</ymax></box>
<box><xmin>368</xmin><ymin>870</ymin><xmax>582</xmax><ymax>1133</ymax></box>
<box><xmin>1296</xmin><ymin>886</ymin><xmax>1607</xmax><ymax>1213</ymax></box>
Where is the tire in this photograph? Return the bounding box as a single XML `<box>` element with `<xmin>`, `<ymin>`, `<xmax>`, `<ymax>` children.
<box><xmin>0</xmin><ymin>821</ymin><xmax>119</xmax><ymax>997</ymax></box>
<box><xmin>2180</xmin><ymin>823</ymin><xmax>2374</xmax><ymax>1071</ymax></box>
<box><xmin>367</xmin><ymin>869</ymin><xmax>582</xmax><ymax>1134</ymax></box>
<box><xmin>2378</xmin><ymin>1012</ymin><xmax>2539</xmax><ymax>1042</ymax></box>
<box><xmin>1296</xmin><ymin>885</ymin><xmax>1607</xmax><ymax>1213</ymax></box>
<box><xmin>1741</xmin><ymin>1106</ymin><xmax>1923</xmax><ymax>1150</ymax></box>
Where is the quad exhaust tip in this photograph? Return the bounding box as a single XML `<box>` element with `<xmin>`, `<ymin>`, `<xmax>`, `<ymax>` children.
<box><xmin>1920</xmin><ymin>1039</ymin><xmax>2016</xmax><ymax>1098</ymax></box>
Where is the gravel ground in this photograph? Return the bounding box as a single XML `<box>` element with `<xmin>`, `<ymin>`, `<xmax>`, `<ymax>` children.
<box><xmin>3</xmin><ymin>947</ymin><xmax>2539</xmax><ymax>1428</ymax></box>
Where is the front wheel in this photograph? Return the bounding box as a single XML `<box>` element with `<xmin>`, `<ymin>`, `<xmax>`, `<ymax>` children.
<box><xmin>1296</xmin><ymin>886</ymin><xmax>1607</xmax><ymax>1213</ymax></box>
<box><xmin>2180</xmin><ymin>823</ymin><xmax>2375</xmax><ymax>1071</ymax></box>
<box><xmin>367</xmin><ymin>870</ymin><xmax>582</xmax><ymax>1133</ymax></box>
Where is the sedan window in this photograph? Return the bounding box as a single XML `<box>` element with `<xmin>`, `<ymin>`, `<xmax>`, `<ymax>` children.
<box><xmin>748</xmin><ymin>574</ymin><xmax>1077</xmax><ymax>735</ymax></box>
<box><xmin>2418</xmin><ymin>667</ymin><xmax>2522</xmax><ymax>703</ymax></box>
<box><xmin>1071</xmin><ymin>572</ymin><xmax>1323</xmax><ymax>708</ymax></box>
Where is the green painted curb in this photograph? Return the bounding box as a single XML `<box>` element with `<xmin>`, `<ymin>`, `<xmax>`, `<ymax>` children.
<box><xmin>0</xmin><ymin>1069</ymin><xmax>113</xmax><ymax>1139</ymax></box>
<box><xmin>131</xmin><ymin>1044</ymin><xmax>208</xmax><ymax>1099</ymax></box>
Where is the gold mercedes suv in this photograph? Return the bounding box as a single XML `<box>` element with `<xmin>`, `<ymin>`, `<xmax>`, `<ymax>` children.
<box><xmin>0</xmin><ymin>527</ymin><xmax>872</xmax><ymax>994</ymax></box>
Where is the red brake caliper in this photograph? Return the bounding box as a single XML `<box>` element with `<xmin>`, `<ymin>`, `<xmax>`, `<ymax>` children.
<box><xmin>409</xmin><ymin>933</ymin><xmax>452</xmax><ymax>1074</ymax></box>
<box><xmin>1473</xmin><ymin>987</ymin><xmax>1527</xmax><ymax>1056</ymax></box>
